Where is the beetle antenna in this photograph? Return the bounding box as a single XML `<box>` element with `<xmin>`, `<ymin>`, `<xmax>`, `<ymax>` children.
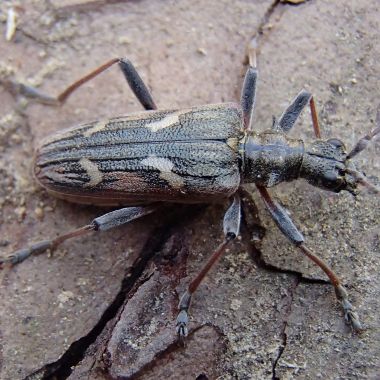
<box><xmin>346</xmin><ymin>168</ymin><xmax>380</xmax><ymax>194</ymax></box>
<box><xmin>347</xmin><ymin>109</ymin><xmax>380</xmax><ymax>159</ymax></box>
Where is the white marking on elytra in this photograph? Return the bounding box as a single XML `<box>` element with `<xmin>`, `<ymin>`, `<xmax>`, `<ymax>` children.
<box><xmin>83</xmin><ymin>120</ymin><xmax>108</xmax><ymax>137</ymax></box>
<box><xmin>141</xmin><ymin>156</ymin><xmax>173</xmax><ymax>171</ymax></box>
<box><xmin>79</xmin><ymin>158</ymin><xmax>103</xmax><ymax>187</ymax></box>
<box><xmin>146</xmin><ymin>113</ymin><xmax>180</xmax><ymax>132</ymax></box>
<box><xmin>141</xmin><ymin>156</ymin><xmax>184</xmax><ymax>188</ymax></box>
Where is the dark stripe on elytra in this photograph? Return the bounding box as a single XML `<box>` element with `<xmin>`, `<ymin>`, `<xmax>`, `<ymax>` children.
<box><xmin>44</xmin><ymin>170</ymin><xmax>236</xmax><ymax>194</ymax></box>
<box><xmin>37</xmin><ymin>141</ymin><xmax>237</xmax><ymax>167</ymax></box>
<box><xmin>42</xmin><ymin>154</ymin><xmax>237</xmax><ymax>178</ymax></box>
<box><xmin>40</xmin><ymin>124</ymin><xmax>242</xmax><ymax>154</ymax></box>
<box><xmin>38</xmin><ymin>134</ymin><xmax>238</xmax><ymax>158</ymax></box>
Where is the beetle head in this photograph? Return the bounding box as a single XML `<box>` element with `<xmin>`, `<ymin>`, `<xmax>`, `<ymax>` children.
<box><xmin>300</xmin><ymin>127</ymin><xmax>379</xmax><ymax>195</ymax></box>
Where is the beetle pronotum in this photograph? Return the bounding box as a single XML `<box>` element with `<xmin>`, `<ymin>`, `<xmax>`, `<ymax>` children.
<box><xmin>2</xmin><ymin>44</ymin><xmax>379</xmax><ymax>337</ymax></box>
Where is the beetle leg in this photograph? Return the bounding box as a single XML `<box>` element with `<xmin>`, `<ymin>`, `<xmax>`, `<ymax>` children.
<box><xmin>1</xmin><ymin>205</ymin><xmax>156</xmax><ymax>267</ymax></box>
<box><xmin>275</xmin><ymin>91</ymin><xmax>321</xmax><ymax>138</ymax></box>
<box><xmin>176</xmin><ymin>195</ymin><xmax>241</xmax><ymax>339</ymax></box>
<box><xmin>241</xmin><ymin>38</ymin><xmax>258</xmax><ymax>131</ymax></box>
<box><xmin>256</xmin><ymin>185</ymin><xmax>362</xmax><ymax>331</ymax></box>
<box><xmin>5</xmin><ymin>58</ymin><xmax>157</xmax><ymax>110</ymax></box>
<box><xmin>275</xmin><ymin>90</ymin><xmax>311</xmax><ymax>134</ymax></box>
<box><xmin>118</xmin><ymin>58</ymin><xmax>157</xmax><ymax>110</ymax></box>
<box><xmin>241</xmin><ymin>67</ymin><xmax>258</xmax><ymax>131</ymax></box>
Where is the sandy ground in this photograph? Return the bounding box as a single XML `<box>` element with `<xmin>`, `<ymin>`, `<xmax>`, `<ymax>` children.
<box><xmin>0</xmin><ymin>1</ymin><xmax>379</xmax><ymax>379</ymax></box>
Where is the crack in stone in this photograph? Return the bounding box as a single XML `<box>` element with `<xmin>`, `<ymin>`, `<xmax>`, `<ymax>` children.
<box><xmin>247</xmin><ymin>0</ymin><xmax>283</xmax><ymax>53</ymax></box>
<box><xmin>97</xmin><ymin>268</ymin><xmax>157</xmax><ymax>374</ymax></box>
<box><xmin>23</xmin><ymin>239</ymin><xmax>160</xmax><ymax>379</ymax></box>
<box><xmin>245</xmin><ymin>0</ymin><xmax>312</xmax><ymax>64</ymax></box>
<box><xmin>248</xmin><ymin>238</ymin><xmax>330</xmax><ymax>285</ymax></box>
<box><xmin>17</xmin><ymin>27</ymin><xmax>50</xmax><ymax>46</ymax></box>
<box><xmin>23</xmin><ymin>206</ymin><xmax>202</xmax><ymax>380</ymax></box>
<box><xmin>240</xmin><ymin>201</ymin><xmax>333</xmax><ymax>379</ymax></box>
<box><xmin>129</xmin><ymin>323</ymin><xmax>225</xmax><ymax>380</ymax></box>
<box><xmin>271</xmin><ymin>276</ymin><xmax>300</xmax><ymax>380</ymax></box>
<box><xmin>240</xmin><ymin>189</ymin><xmax>330</xmax><ymax>286</ymax></box>
<box><xmin>99</xmin><ymin>209</ymin><xmax>204</xmax><ymax>377</ymax></box>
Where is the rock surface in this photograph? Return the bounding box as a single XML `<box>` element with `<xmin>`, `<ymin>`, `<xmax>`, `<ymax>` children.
<box><xmin>0</xmin><ymin>1</ymin><xmax>379</xmax><ymax>379</ymax></box>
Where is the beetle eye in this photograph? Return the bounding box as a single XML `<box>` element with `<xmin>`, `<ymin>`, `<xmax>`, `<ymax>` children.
<box><xmin>327</xmin><ymin>138</ymin><xmax>344</xmax><ymax>148</ymax></box>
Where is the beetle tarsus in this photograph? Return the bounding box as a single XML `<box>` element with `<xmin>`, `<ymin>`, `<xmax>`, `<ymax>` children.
<box><xmin>176</xmin><ymin>290</ymin><xmax>191</xmax><ymax>339</ymax></box>
<box><xmin>335</xmin><ymin>284</ymin><xmax>363</xmax><ymax>332</ymax></box>
<box><xmin>1</xmin><ymin>240</ymin><xmax>53</xmax><ymax>267</ymax></box>
<box><xmin>176</xmin><ymin>310</ymin><xmax>190</xmax><ymax>339</ymax></box>
<box><xmin>345</xmin><ymin>309</ymin><xmax>363</xmax><ymax>332</ymax></box>
<box><xmin>7</xmin><ymin>80</ymin><xmax>60</xmax><ymax>105</ymax></box>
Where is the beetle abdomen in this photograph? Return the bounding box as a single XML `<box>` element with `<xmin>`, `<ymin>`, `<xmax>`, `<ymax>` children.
<box><xmin>35</xmin><ymin>103</ymin><xmax>243</xmax><ymax>205</ymax></box>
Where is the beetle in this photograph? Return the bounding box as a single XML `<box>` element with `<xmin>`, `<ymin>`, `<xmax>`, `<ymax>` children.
<box><xmin>1</xmin><ymin>45</ymin><xmax>379</xmax><ymax>337</ymax></box>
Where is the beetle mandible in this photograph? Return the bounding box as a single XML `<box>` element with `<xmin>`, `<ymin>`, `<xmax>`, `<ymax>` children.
<box><xmin>2</xmin><ymin>44</ymin><xmax>379</xmax><ymax>337</ymax></box>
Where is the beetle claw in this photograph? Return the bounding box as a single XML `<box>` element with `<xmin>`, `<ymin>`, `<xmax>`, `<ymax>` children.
<box><xmin>1</xmin><ymin>249</ymin><xmax>32</xmax><ymax>267</ymax></box>
<box><xmin>345</xmin><ymin>309</ymin><xmax>363</xmax><ymax>332</ymax></box>
<box><xmin>336</xmin><ymin>285</ymin><xmax>363</xmax><ymax>332</ymax></box>
<box><xmin>342</xmin><ymin>298</ymin><xmax>363</xmax><ymax>332</ymax></box>
<box><xmin>176</xmin><ymin>309</ymin><xmax>189</xmax><ymax>341</ymax></box>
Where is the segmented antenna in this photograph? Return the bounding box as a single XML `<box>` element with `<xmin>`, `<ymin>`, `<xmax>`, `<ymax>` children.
<box><xmin>346</xmin><ymin>168</ymin><xmax>380</xmax><ymax>194</ymax></box>
<box><xmin>347</xmin><ymin>108</ymin><xmax>380</xmax><ymax>159</ymax></box>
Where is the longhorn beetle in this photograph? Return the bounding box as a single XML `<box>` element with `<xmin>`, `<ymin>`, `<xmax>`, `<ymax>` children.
<box><xmin>2</xmin><ymin>43</ymin><xmax>379</xmax><ymax>337</ymax></box>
